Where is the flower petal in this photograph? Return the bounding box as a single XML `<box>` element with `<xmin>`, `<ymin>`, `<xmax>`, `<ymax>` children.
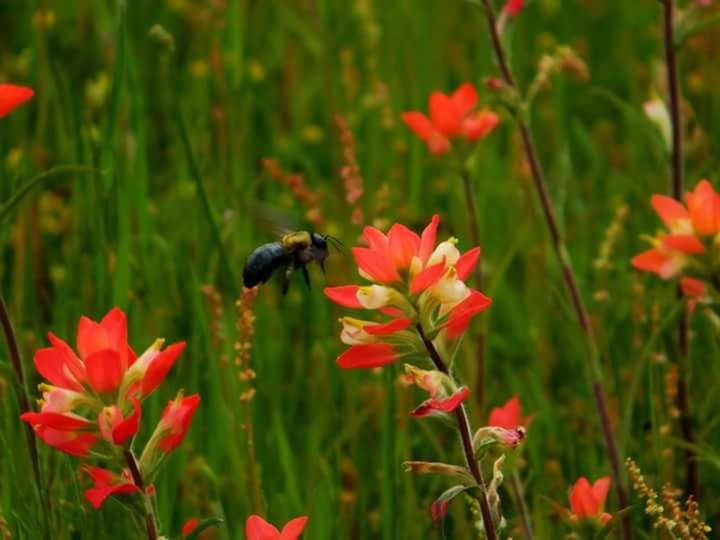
<box><xmin>246</xmin><ymin>515</ymin><xmax>281</xmax><ymax>540</ymax></box>
<box><xmin>363</xmin><ymin>317</ymin><xmax>412</xmax><ymax>336</ymax></box>
<box><xmin>0</xmin><ymin>84</ymin><xmax>34</xmax><ymax>118</ymax></box>
<box><xmin>280</xmin><ymin>516</ymin><xmax>309</xmax><ymax>539</ymax></box>
<box><xmin>651</xmin><ymin>194</ymin><xmax>689</xmax><ymax>230</ymax></box>
<box><xmin>418</xmin><ymin>214</ymin><xmax>440</xmax><ymax>264</ymax></box>
<box><xmin>85</xmin><ymin>349</ymin><xmax>124</xmax><ymax>393</ymax></box>
<box><xmin>569</xmin><ymin>477</ymin><xmax>594</xmax><ymax>518</ymax></box>
<box><xmin>112</xmin><ymin>398</ymin><xmax>141</xmax><ymax>444</ymax></box>
<box><xmin>141</xmin><ymin>341</ymin><xmax>186</xmax><ymax>397</ymax></box>
<box><xmin>21</xmin><ymin>411</ymin><xmax>91</xmax><ymax>431</ymax></box>
<box><xmin>591</xmin><ymin>477</ymin><xmax>611</xmax><ymax>512</ymax></box>
<box><xmin>680</xmin><ymin>277</ymin><xmax>706</xmax><ymax>298</ymax></box>
<box><xmin>450</xmin><ymin>83</ymin><xmax>478</xmax><ymax>115</ymax></box>
<box><xmin>488</xmin><ymin>395</ymin><xmax>521</xmax><ymax>429</ymax></box>
<box><xmin>429</xmin><ymin>92</ymin><xmax>462</xmax><ymax>135</ymax></box>
<box><xmin>324</xmin><ymin>286</ymin><xmax>362</xmax><ymax>308</ymax></box>
<box><xmin>34</xmin><ymin>426</ymin><xmax>97</xmax><ymax>457</ymax></box>
<box><xmin>631</xmin><ymin>248</ymin><xmax>680</xmax><ymax>278</ymax></box>
<box><xmin>661</xmin><ymin>234</ymin><xmax>705</xmax><ymax>254</ymax></box>
<box><xmin>34</xmin><ymin>346</ymin><xmax>84</xmax><ymax>391</ymax></box>
<box><xmin>352</xmin><ymin>247</ymin><xmax>400</xmax><ymax>283</ymax></box>
<box><xmin>401</xmin><ymin>112</ymin><xmax>435</xmax><ymax>141</ymax></box>
<box><xmin>463</xmin><ymin>110</ymin><xmax>500</xmax><ymax>141</ymax></box>
<box><xmin>410</xmin><ymin>387</ymin><xmax>470</xmax><ymax>417</ymax></box>
<box><xmin>337</xmin><ymin>344</ymin><xmax>398</xmax><ymax>369</ymax></box>
<box><xmin>456</xmin><ymin>247</ymin><xmax>481</xmax><ymax>280</ymax></box>
<box><xmin>410</xmin><ymin>262</ymin><xmax>446</xmax><ymax>294</ymax></box>
<box><xmin>445</xmin><ymin>290</ymin><xmax>492</xmax><ymax>337</ymax></box>
<box><xmin>388</xmin><ymin>223</ymin><xmax>420</xmax><ymax>270</ymax></box>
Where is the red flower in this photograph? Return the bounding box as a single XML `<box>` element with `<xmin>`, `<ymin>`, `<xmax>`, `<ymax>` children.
<box><xmin>182</xmin><ymin>518</ymin><xmax>200</xmax><ymax>536</ymax></box>
<box><xmin>0</xmin><ymin>84</ymin><xmax>34</xmax><ymax>118</ymax></box>
<box><xmin>402</xmin><ymin>83</ymin><xmax>499</xmax><ymax>156</ymax></box>
<box><xmin>444</xmin><ymin>290</ymin><xmax>493</xmax><ymax>337</ymax></box>
<box><xmin>504</xmin><ymin>0</ymin><xmax>525</xmax><ymax>16</ymax></box>
<box><xmin>410</xmin><ymin>386</ymin><xmax>470</xmax><ymax>417</ymax></box>
<box><xmin>245</xmin><ymin>515</ymin><xmax>308</xmax><ymax>540</ymax></box>
<box><xmin>97</xmin><ymin>397</ymin><xmax>141</xmax><ymax>445</ymax></box>
<box><xmin>680</xmin><ymin>276</ymin><xmax>708</xmax><ymax>313</ymax></box>
<box><xmin>632</xmin><ymin>179</ymin><xmax>720</xmax><ymax>279</ymax></box>
<box><xmin>488</xmin><ymin>395</ymin><xmax>531</xmax><ymax>430</ymax></box>
<box><xmin>325</xmin><ymin>215</ymin><xmax>491</xmax><ymax>370</ymax></box>
<box><xmin>569</xmin><ymin>476</ymin><xmax>612</xmax><ymax>524</ymax></box>
<box><xmin>83</xmin><ymin>466</ymin><xmax>139</xmax><ymax>509</ymax></box>
<box><xmin>155</xmin><ymin>393</ymin><xmax>201</xmax><ymax>452</ymax></box>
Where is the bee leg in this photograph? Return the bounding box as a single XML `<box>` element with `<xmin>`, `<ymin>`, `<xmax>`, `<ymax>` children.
<box><xmin>319</xmin><ymin>259</ymin><xmax>326</xmax><ymax>275</ymax></box>
<box><xmin>301</xmin><ymin>265</ymin><xmax>312</xmax><ymax>290</ymax></box>
<box><xmin>282</xmin><ymin>267</ymin><xmax>293</xmax><ymax>296</ymax></box>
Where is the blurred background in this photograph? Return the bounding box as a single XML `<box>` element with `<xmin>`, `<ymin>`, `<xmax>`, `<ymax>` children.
<box><xmin>1</xmin><ymin>0</ymin><xmax>719</xmax><ymax>538</ymax></box>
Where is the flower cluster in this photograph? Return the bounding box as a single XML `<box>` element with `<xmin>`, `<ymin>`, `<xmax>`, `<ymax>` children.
<box><xmin>632</xmin><ymin>179</ymin><xmax>720</xmax><ymax>291</ymax></box>
<box><xmin>20</xmin><ymin>308</ymin><xmax>200</xmax><ymax>510</ymax></box>
<box><xmin>325</xmin><ymin>214</ymin><xmax>490</xmax><ymax>380</ymax></box>
<box><xmin>402</xmin><ymin>83</ymin><xmax>499</xmax><ymax>156</ymax></box>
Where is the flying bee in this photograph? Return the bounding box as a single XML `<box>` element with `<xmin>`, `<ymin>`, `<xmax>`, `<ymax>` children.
<box><xmin>242</xmin><ymin>231</ymin><xmax>342</xmax><ymax>295</ymax></box>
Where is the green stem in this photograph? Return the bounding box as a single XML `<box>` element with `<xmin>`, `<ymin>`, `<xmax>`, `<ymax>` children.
<box><xmin>124</xmin><ymin>450</ymin><xmax>158</xmax><ymax>540</ymax></box>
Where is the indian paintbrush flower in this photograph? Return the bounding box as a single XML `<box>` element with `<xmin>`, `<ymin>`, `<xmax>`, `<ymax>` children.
<box><xmin>488</xmin><ymin>395</ymin><xmax>532</xmax><ymax>430</ymax></box>
<box><xmin>245</xmin><ymin>515</ymin><xmax>308</xmax><ymax>540</ymax></box>
<box><xmin>20</xmin><ymin>307</ymin><xmax>186</xmax><ymax>457</ymax></box>
<box><xmin>401</xmin><ymin>83</ymin><xmax>499</xmax><ymax>156</ymax></box>
<box><xmin>83</xmin><ymin>466</ymin><xmax>140</xmax><ymax>509</ymax></box>
<box><xmin>632</xmin><ymin>179</ymin><xmax>720</xmax><ymax>282</ymax></box>
<box><xmin>324</xmin><ymin>214</ymin><xmax>491</xmax><ymax>371</ymax></box>
<box><xmin>568</xmin><ymin>476</ymin><xmax>612</xmax><ymax>525</ymax></box>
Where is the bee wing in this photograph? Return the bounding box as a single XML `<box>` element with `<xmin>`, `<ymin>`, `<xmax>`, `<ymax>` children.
<box><xmin>245</xmin><ymin>202</ymin><xmax>300</xmax><ymax>239</ymax></box>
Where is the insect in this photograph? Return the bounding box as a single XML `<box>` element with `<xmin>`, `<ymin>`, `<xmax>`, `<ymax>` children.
<box><xmin>242</xmin><ymin>231</ymin><xmax>341</xmax><ymax>295</ymax></box>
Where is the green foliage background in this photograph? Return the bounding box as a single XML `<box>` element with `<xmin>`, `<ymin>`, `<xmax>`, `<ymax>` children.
<box><xmin>0</xmin><ymin>0</ymin><xmax>719</xmax><ymax>538</ymax></box>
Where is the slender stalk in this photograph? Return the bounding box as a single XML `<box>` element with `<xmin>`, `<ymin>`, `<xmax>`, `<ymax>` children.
<box><xmin>416</xmin><ymin>323</ymin><xmax>498</xmax><ymax>540</ymax></box>
<box><xmin>477</xmin><ymin>1</ymin><xmax>631</xmax><ymax>537</ymax></box>
<box><xmin>661</xmin><ymin>0</ymin><xmax>697</xmax><ymax>498</ymax></box>
<box><xmin>124</xmin><ymin>450</ymin><xmax>158</xmax><ymax>540</ymax></box>
<box><xmin>510</xmin><ymin>470</ymin><xmax>534</xmax><ymax>540</ymax></box>
<box><xmin>461</xmin><ymin>168</ymin><xmax>487</xmax><ymax>408</ymax></box>
<box><xmin>0</xmin><ymin>295</ymin><xmax>47</xmax><ymax>531</ymax></box>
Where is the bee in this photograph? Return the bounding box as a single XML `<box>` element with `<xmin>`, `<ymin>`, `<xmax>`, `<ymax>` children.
<box><xmin>242</xmin><ymin>231</ymin><xmax>341</xmax><ymax>295</ymax></box>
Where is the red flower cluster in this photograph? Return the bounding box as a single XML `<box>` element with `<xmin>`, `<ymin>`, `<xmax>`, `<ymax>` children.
<box><xmin>488</xmin><ymin>395</ymin><xmax>532</xmax><ymax>430</ymax></box>
<box><xmin>325</xmin><ymin>215</ymin><xmax>491</xmax><ymax>371</ymax></box>
<box><xmin>632</xmin><ymin>179</ymin><xmax>720</xmax><ymax>280</ymax></box>
<box><xmin>568</xmin><ymin>477</ymin><xmax>612</xmax><ymax>525</ymax></box>
<box><xmin>0</xmin><ymin>83</ymin><xmax>34</xmax><ymax>118</ymax></box>
<box><xmin>402</xmin><ymin>83</ymin><xmax>499</xmax><ymax>156</ymax></box>
<box><xmin>20</xmin><ymin>308</ymin><xmax>200</xmax><ymax>509</ymax></box>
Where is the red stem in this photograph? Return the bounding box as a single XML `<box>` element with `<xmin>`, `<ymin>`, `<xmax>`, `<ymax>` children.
<box><xmin>478</xmin><ymin>1</ymin><xmax>631</xmax><ymax>537</ymax></box>
<box><xmin>416</xmin><ymin>323</ymin><xmax>498</xmax><ymax>540</ymax></box>
<box><xmin>124</xmin><ymin>450</ymin><xmax>158</xmax><ymax>540</ymax></box>
<box><xmin>662</xmin><ymin>0</ymin><xmax>697</xmax><ymax>498</ymax></box>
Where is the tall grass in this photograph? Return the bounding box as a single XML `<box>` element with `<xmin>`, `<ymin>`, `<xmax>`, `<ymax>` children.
<box><xmin>0</xmin><ymin>0</ymin><xmax>719</xmax><ymax>538</ymax></box>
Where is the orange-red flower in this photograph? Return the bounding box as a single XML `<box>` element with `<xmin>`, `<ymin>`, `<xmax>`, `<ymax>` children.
<box><xmin>154</xmin><ymin>393</ymin><xmax>201</xmax><ymax>453</ymax></box>
<box><xmin>182</xmin><ymin>518</ymin><xmax>200</xmax><ymax>536</ymax></box>
<box><xmin>403</xmin><ymin>365</ymin><xmax>470</xmax><ymax>418</ymax></box>
<box><xmin>569</xmin><ymin>476</ymin><xmax>612</xmax><ymax>525</ymax></box>
<box><xmin>0</xmin><ymin>83</ymin><xmax>34</xmax><ymax>118</ymax></box>
<box><xmin>632</xmin><ymin>179</ymin><xmax>720</xmax><ymax>279</ymax></box>
<box><xmin>504</xmin><ymin>0</ymin><xmax>525</xmax><ymax>16</ymax></box>
<box><xmin>83</xmin><ymin>466</ymin><xmax>139</xmax><ymax>509</ymax></box>
<box><xmin>20</xmin><ymin>307</ymin><xmax>186</xmax><ymax>456</ymax></box>
<box><xmin>402</xmin><ymin>83</ymin><xmax>499</xmax><ymax>156</ymax></box>
<box><xmin>325</xmin><ymin>215</ymin><xmax>491</xmax><ymax>369</ymax></box>
<box><xmin>488</xmin><ymin>395</ymin><xmax>532</xmax><ymax>430</ymax></box>
<box><xmin>245</xmin><ymin>515</ymin><xmax>308</xmax><ymax>540</ymax></box>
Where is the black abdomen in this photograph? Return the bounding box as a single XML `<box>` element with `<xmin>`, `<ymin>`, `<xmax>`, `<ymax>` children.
<box><xmin>243</xmin><ymin>242</ymin><xmax>289</xmax><ymax>287</ymax></box>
